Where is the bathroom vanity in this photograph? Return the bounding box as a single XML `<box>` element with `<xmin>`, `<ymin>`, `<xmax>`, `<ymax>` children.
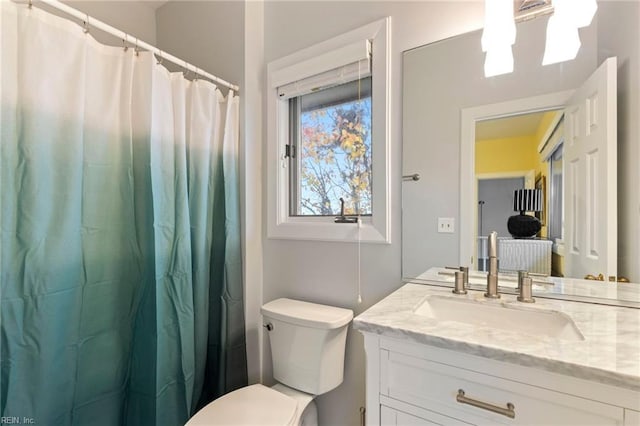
<box><xmin>354</xmin><ymin>284</ymin><xmax>640</xmax><ymax>425</ymax></box>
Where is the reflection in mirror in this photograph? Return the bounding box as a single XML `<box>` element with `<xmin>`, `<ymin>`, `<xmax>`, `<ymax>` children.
<box><xmin>465</xmin><ymin>57</ymin><xmax>618</xmax><ymax>282</ymax></box>
<box><xmin>402</xmin><ymin>2</ymin><xmax>640</xmax><ymax>303</ymax></box>
<box><xmin>475</xmin><ymin>110</ymin><xmax>562</xmax><ymax>276</ymax></box>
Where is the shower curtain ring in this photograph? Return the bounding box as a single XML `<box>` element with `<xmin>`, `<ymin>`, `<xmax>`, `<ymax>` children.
<box><xmin>82</xmin><ymin>14</ymin><xmax>90</xmax><ymax>34</ymax></box>
<box><xmin>183</xmin><ymin>61</ymin><xmax>191</xmax><ymax>79</ymax></box>
<box><xmin>156</xmin><ymin>50</ymin><xmax>163</xmax><ymax>65</ymax></box>
<box><xmin>134</xmin><ymin>38</ymin><xmax>140</xmax><ymax>57</ymax></box>
<box><xmin>28</xmin><ymin>0</ymin><xmax>32</xmax><ymax>9</ymax></box>
<box><xmin>123</xmin><ymin>35</ymin><xmax>129</xmax><ymax>52</ymax></box>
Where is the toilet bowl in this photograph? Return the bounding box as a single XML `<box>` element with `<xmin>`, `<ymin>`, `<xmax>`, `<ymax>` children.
<box><xmin>185</xmin><ymin>298</ymin><xmax>353</xmax><ymax>426</ymax></box>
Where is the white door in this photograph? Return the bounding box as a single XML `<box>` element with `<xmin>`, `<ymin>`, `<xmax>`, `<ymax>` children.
<box><xmin>564</xmin><ymin>57</ymin><xmax>617</xmax><ymax>280</ymax></box>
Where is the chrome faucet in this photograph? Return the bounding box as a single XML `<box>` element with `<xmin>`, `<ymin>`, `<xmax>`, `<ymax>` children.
<box><xmin>485</xmin><ymin>231</ymin><xmax>500</xmax><ymax>298</ymax></box>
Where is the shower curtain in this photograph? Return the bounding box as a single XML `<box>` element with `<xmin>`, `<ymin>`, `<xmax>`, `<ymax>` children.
<box><xmin>0</xmin><ymin>3</ymin><xmax>247</xmax><ymax>425</ymax></box>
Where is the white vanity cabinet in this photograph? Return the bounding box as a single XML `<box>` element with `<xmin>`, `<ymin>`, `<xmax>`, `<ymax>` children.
<box><xmin>362</xmin><ymin>335</ymin><xmax>640</xmax><ymax>426</ymax></box>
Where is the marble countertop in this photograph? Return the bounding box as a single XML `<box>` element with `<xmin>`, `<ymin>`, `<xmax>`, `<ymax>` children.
<box><xmin>353</xmin><ymin>283</ymin><xmax>640</xmax><ymax>391</ymax></box>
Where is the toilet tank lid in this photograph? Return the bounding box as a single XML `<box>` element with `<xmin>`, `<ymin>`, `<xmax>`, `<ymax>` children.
<box><xmin>261</xmin><ymin>298</ymin><xmax>353</xmax><ymax>329</ymax></box>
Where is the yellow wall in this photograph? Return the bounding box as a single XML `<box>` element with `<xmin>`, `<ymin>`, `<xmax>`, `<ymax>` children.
<box><xmin>475</xmin><ymin>135</ymin><xmax>538</xmax><ymax>174</ymax></box>
<box><xmin>475</xmin><ymin>111</ymin><xmax>560</xmax><ymax>239</ymax></box>
<box><xmin>535</xmin><ymin>111</ymin><xmax>557</xmax><ymax>143</ymax></box>
<box><xmin>552</xmin><ymin>252</ymin><xmax>565</xmax><ymax>277</ymax></box>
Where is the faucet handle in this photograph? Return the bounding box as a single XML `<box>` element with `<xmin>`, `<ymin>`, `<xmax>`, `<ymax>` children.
<box><xmin>452</xmin><ymin>271</ymin><xmax>468</xmax><ymax>295</ymax></box>
<box><xmin>459</xmin><ymin>266</ymin><xmax>469</xmax><ymax>286</ymax></box>
<box><xmin>516</xmin><ymin>270</ymin><xmax>528</xmax><ymax>290</ymax></box>
<box><xmin>445</xmin><ymin>266</ymin><xmax>470</xmax><ymax>286</ymax></box>
<box><xmin>517</xmin><ymin>273</ymin><xmax>535</xmax><ymax>303</ymax></box>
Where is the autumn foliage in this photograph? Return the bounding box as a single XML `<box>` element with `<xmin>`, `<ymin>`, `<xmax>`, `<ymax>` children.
<box><xmin>298</xmin><ymin>98</ymin><xmax>372</xmax><ymax>215</ymax></box>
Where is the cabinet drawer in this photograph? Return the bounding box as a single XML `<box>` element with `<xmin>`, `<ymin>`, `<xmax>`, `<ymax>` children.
<box><xmin>381</xmin><ymin>405</ymin><xmax>442</xmax><ymax>426</ymax></box>
<box><xmin>381</xmin><ymin>350</ymin><xmax>624</xmax><ymax>425</ymax></box>
<box><xmin>380</xmin><ymin>398</ymin><xmax>472</xmax><ymax>426</ymax></box>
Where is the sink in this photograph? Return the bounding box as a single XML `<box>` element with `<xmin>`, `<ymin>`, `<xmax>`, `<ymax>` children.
<box><xmin>414</xmin><ymin>295</ymin><xmax>584</xmax><ymax>341</ymax></box>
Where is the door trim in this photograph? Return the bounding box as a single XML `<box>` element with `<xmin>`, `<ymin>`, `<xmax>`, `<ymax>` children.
<box><xmin>459</xmin><ymin>90</ymin><xmax>573</xmax><ymax>269</ymax></box>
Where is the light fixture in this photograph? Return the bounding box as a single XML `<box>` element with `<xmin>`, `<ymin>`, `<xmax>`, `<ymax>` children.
<box><xmin>484</xmin><ymin>44</ymin><xmax>514</xmax><ymax>77</ymax></box>
<box><xmin>481</xmin><ymin>0</ymin><xmax>516</xmax><ymax>51</ymax></box>
<box><xmin>542</xmin><ymin>13</ymin><xmax>581</xmax><ymax>65</ymax></box>
<box><xmin>482</xmin><ymin>0</ymin><xmax>516</xmax><ymax>77</ymax></box>
<box><xmin>481</xmin><ymin>0</ymin><xmax>599</xmax><ymax>73</ymax></box>
<box><xmin>569</xmin><ymin>0</ymin><xmax>597</xmax><ymax>28</ymax></box>
<box><xmin>542</xmin><ymin>0</ymin><xmax>598</xmax><ymax>65</ymax></box>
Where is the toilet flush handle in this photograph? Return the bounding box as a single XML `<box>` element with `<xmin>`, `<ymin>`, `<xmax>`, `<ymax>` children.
<box><xmin>263</xmin><ymin>323</ymin><xmax>273</xmax><ymax>331</ymax></box>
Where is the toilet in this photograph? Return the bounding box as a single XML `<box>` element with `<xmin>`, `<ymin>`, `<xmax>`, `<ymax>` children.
<box><xmin>186</xmin><ymin>298</ymin><xmax>353</xmax><ymax>425</ymax></box>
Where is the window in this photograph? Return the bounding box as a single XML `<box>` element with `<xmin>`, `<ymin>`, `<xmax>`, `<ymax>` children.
<box><xmin>267</xmin><ymin>18</ymin><xmax>390</xmax><ymax>243</ymax></box>
<box><xmin>289</xmin><ymin>77</ymin><xmax>372</xmax><ymax>216</ymax></box>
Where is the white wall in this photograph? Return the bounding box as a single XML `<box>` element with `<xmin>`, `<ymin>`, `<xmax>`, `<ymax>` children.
<box><xmin>261</xmin><ymin>2</ymin><xmax>484</xmax><ymax>425</ymax></box>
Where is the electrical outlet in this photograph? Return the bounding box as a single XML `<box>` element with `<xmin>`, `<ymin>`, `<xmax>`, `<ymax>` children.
<box><xmin>438</xmin><ymin>217</ymin><xmax>455</xmax><ymax>233</ymax></box>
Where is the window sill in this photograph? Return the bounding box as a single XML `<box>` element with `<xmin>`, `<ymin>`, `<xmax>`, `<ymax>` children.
<box><xmin>268</xmin><ymin>216</ymin><xmax>389</xmax><ymax>244</ymax></box>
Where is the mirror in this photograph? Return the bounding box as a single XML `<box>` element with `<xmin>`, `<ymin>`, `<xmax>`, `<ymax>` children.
<box><xmin>402</xmin><ymin>3</ymin><xmax>639</xmax><ymax>303</ymax></box>
<box><xmin>474</xmin><ymin>110</ymin><xmax>563</xmax><ymax>275</ymax></box>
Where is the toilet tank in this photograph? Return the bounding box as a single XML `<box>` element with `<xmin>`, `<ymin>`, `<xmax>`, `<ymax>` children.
<box><xmin>261</xmin><ymin>298</ymin><xmax>353</xmax><ymax>395</ymax></box>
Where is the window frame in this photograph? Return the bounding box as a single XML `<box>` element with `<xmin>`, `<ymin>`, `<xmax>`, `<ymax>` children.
<box><xmin>288</xmin><ymin>76</ymin><xmax>373</xmax><ymax>217</ymax></box>
<box><xmin>266</xmin><ymin>18</ymin><xmax>391</xmax><ymax>243</ymax></box>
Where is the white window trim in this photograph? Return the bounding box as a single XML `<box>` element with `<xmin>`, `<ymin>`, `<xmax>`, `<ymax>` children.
<box><xmin>266</xmin><ymin>18</ymin><xmax>391</xmax><ymax>244</ymax></box>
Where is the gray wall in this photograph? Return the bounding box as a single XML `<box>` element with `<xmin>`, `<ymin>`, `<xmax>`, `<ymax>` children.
<box><xmin>156</xmin><ymin>1</ymin><xmax>245</xmax><ymax>90</ymax></box>
<box><xmin>261</xmin><ymin>2</ymin><xmax>484</xmax><ymax>425</ymax></box>
<box><xmin>64</xmin><ymin>1</ymin><xmax>157</xmax><ymax>44</ymax></box>
<box><xmin>478</xmin><ymin>178</ymin><xmax>524</xmax><ymax>238</ymax></box>
<box><xmin>598</xmin><ymin>1</ymin><xmax>640</xmax><ymax>283</ymax></box>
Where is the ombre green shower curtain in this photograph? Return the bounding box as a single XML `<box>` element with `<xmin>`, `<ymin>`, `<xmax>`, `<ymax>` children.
<box><xmin>0</xmin><ymin>3</ymin><xmax>247</xmax><ymax>425</ymax></box>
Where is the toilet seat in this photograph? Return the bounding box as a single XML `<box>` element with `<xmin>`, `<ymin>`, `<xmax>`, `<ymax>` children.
<box><xmin>185</xmin><ymin>384</ymin><xmax>298</xmax><ymax>426</ymax></box>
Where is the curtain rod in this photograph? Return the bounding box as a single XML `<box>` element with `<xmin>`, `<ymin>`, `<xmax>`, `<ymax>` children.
<box><xmin>28</xmin><ymin>0</ymin><xmax>240</xmax><ymax>92</ymax></box>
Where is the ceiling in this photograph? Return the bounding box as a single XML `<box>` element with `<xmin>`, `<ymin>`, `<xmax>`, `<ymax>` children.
<box><xmin>475</xmin><ymin>111</ymin><xmax>553</xmax><ymax>140</ymax></box>
<box><xmin>145</xmin><ymin>1</ymin><xmax>169</xmax><ymax>10</ymax></box>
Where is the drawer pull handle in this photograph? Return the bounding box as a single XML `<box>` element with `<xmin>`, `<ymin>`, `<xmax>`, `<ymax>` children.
<box><xmin>456</xmin><ymin>389</ymin><xmax>515</xmax><ymax>419</ymax></box>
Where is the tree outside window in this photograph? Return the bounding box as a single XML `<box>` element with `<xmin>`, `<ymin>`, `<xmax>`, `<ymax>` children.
<box><xmin>291</xmin><ymin>78</ymin><xmax>372</xmax><ymax>216</ymax></box>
